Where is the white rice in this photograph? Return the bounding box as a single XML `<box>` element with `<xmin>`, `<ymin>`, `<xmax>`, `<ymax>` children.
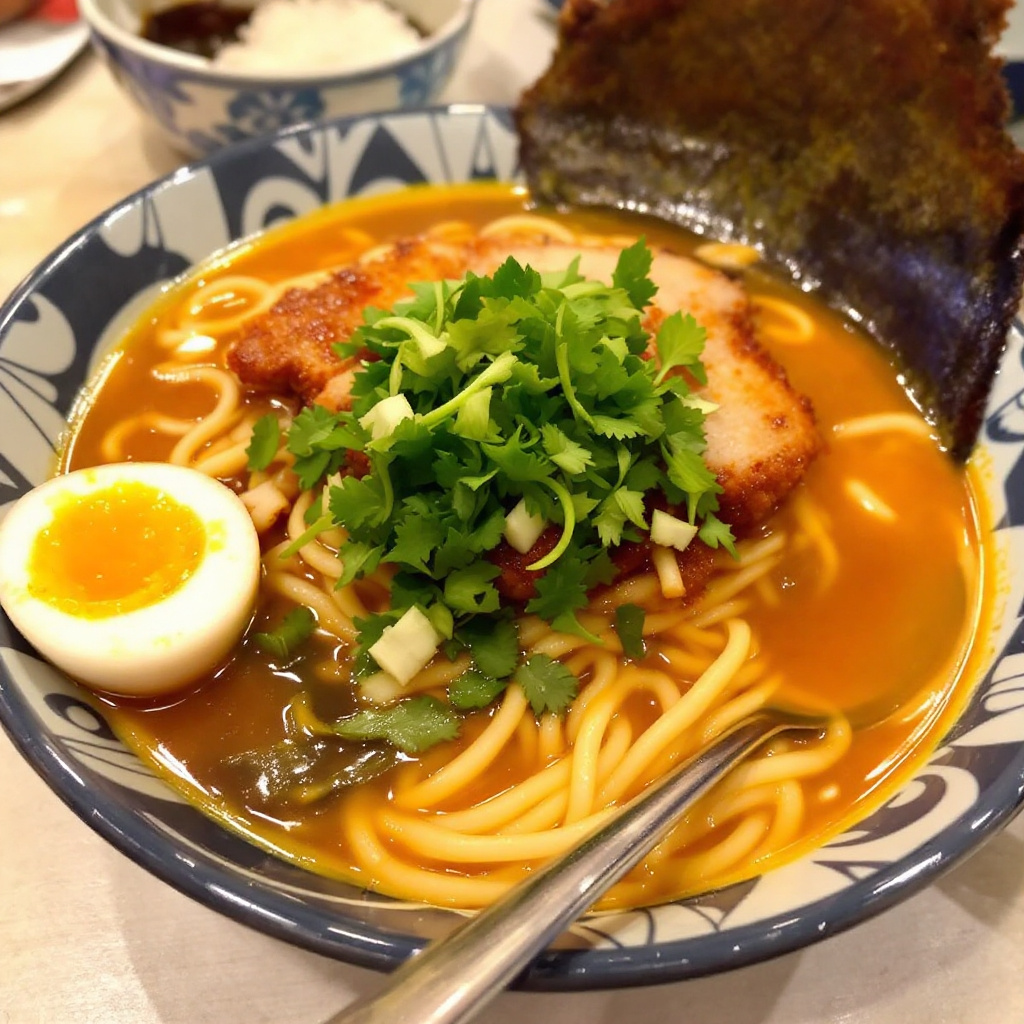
<box><xmin>212</xmin><ymin>0</ymin><xmax>423</xmax><ymax>73</ymax></box>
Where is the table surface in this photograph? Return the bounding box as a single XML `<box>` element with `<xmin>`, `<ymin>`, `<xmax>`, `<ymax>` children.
<box><xmin>4</xmin><ymin>3</ymin><xmax>1024</xmax><ymax>1022</ymax></box>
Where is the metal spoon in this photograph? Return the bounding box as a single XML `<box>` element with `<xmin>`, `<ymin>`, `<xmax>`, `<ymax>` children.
<box><xmin>324</xmin><ymin>708</ymin><xmax>824</xmax><ymax>1024</ymax></box>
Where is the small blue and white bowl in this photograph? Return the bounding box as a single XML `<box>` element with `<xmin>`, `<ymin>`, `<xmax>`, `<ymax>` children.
<box><xmin>77</xmin><ymin>0</ymin><xmax>477</xmax><ymax>156</ymax></box>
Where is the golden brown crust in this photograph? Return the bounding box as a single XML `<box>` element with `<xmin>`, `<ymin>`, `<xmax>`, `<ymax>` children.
<box><xmin>226</xmin><ymin>238</ymin><xmax>479</xmax><ymax>403</ymax></box>
<box><xmin>517</xmin><ymin>0</ymin><xmax>1024</xmax><ymax>459</ymax></box>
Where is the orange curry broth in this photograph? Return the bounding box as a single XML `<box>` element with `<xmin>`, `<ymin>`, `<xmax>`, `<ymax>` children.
<box><xmin>60</xmin><ymin>182</ymin><xmax>997</xmax><ymax>903</ymax></box>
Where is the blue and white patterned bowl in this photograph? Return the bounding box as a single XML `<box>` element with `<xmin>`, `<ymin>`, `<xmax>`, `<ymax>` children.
<box><xmin>77</xmin><ymin>0</ymin><xmax>477</xmax><ymax>156</ymax></box>
<box><xmin>3</xmin><ymin>105</ymin><xmax>1024</xmax><ymax>987</ymax></box>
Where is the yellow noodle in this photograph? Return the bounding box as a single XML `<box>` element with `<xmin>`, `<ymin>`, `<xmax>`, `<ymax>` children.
<box><xmin>791</xmin><ymin>489</ymin><xmax>840</xmax><ymax>592</ymax></box>
<box><xmin>397</xmin><ymin>686</ymin><xmax>530</xmax><ymax>809</ymax></box>
<box><xmin>755</xmin><ymin>294</ymin><xmax>815</xmax><ymax>344</ymax></box>
<box><xmin>565</xmin><ymin>649</ymin><xmax>639</xmax><ymax>743</ymax></box>
<box><xmin>564</xmin><ymin>664</ymin><xmax>689</xmax><ymax>824</ymax></box>
<box><xmin>538</xmin><ymin>713</ymin><xmax>566</xmax><ymax>763</ymax></box>
<box><xmin>436</xmin><ymin>759</ymin><xmax>573</xmax><ymax>834</ymax></box>
<box><xmin>99</xmin><ymin>411</ymin><xmax>196</xmax><ymax>462</ymax></box>
<box><xmin>500</xmin><ymin>719</ymin><xmax>635</xmax><ymax>835</ymax></box>
<box><xmin>845</xmin><ymin>478</ymin><xmax>898</xmax><ymax>522</ymax></box>
<box><xmin>597</xmin><ymin>620</ymin><xmax>752</xmax><ymax>806</ymax></box>
<box><xmin>380</xmin><ymin>804</ymin><xmax>618</xmax><ymax>863</ymax></box>
<box><xmin>195</xmin><ymin>441</ymin><xmax>250</xmax><ymax>478</ymax></box>
<box><xmin>264</xmin><ymin>572</ymin><xmax>357</xmax><ymax>641</ymax></box>
<box><xmin>478</xmin><ymin>214</ymin><xmax>577</xmax><ymax>242</ymax></box>
<box><xmin>153</xmin><ymin>364</ymin><xmax>241</xmax><ymax>466</ymax></box>
<box><xmin>343</xmin><ymin>794</ymin><xmax>510</xmax><ymax>908</ymax></box>
<box><xmin>833</xmin><ymin>412</ymin><xmax>936</xmax><ymax>441</ymax></box>
<box><xmin>694</xmin><ymin>241</ymin><xmax>761</xmax><ymax>270</ymax></box>
<box><xmin>179</xmin><ymin>275</ymin><xmax>278</xmax><ymax>335</ymax></box>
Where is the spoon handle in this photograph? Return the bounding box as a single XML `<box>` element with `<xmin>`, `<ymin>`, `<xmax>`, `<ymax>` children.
<box><xmin>327</xmin><ymin>712</ymin><xmax>794</xmax><ymax>1024</ymax></box>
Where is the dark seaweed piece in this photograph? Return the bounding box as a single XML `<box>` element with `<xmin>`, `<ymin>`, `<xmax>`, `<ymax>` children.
<box><xmin>225</xmin><ymin>736</ymin><xmax>400</xmax><ymax>809</ymax></box>
<box><xmin>516</xmin><ymin>0</ymin><xmax>1024</xmax><ymax>459</ymax></box>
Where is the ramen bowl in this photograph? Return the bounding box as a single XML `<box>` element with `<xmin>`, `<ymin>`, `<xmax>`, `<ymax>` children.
<box><xmin>77</xmin><ymin>0</ymin><xmax>477</xmax><ymax>156</ymax></box>
<box><xmin>2</xmin><ymin>105</ymin><xmax>1024</xmax><ymax>988</ymax></box>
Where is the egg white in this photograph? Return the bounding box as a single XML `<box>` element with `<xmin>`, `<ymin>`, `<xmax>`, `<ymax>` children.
<box><xmin>0</xmin><ymin>462</ymin><xmax>262</xmax><ymax>698</ymax></box>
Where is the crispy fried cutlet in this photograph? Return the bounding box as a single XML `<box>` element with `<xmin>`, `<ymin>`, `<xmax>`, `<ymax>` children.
<box><xmin>226</xmin><ymin>237</ymin><xmax>820</xmax><ymax>533</ymax></box>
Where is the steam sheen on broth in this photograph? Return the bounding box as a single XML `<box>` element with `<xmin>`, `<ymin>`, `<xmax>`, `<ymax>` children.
<box><xmin>59</xmin><ymin>183</ymin><xmax>992</xmax><ymax>910</ymax></box>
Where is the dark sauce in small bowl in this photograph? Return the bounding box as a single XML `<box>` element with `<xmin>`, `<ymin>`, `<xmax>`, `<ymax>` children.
<box><xmin>140</xmin><ymin>0</ymin><xmax>427</xmax><ymax>62</ymax></box>
<box><xmin>141</xmin><ymin>1</ymin><xmax>252</xmax><ymax>59</ymax></box>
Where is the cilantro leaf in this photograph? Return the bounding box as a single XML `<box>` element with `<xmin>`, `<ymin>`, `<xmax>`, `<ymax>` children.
<box><xmin>457</xmin><ymin>617</ymin><xmax>519</xmax><ymax>679</ymax></box>
<box><xmin>449</xmin><ymin>670</ymin><xmax>507</xmax><ymax>710</ymax></box>
<box><xmin>246</xmin><ymin>414</ymin><xmax>280</xmax><ymax>471</ymax></box>
<box><xmin>614</xmin><ymin>604</ymin><xmax>646</xmax><ymax>660</ymax></box>
<box><xmin>655</xmin><ymin>312</ymin><xmax>708</xmax><ymax>386</ymax></box>
<box><xmin>612</xmin><ymin>238</ymin><xmax>658</xmax><ymax>309</ymax></box>
<box><xmin>514</xmin><ymin>655</ymin><xmax>579</xmax><ymax>716</ymax></box>
<box><xmin>252</xmin><ymin>606</ymin><xmax>316</xmax><ymax>660</ymax></box>
<box><xmin>332</xmin><ymin>696</ymin><xmax>460</xmax><ymax>753</ymax></box>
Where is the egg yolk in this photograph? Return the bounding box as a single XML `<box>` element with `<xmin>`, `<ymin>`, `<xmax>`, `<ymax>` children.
<box><xmin>26</xmin><ymin>481</ymin><xmax>206</xmax><ymax>619</ymax></box>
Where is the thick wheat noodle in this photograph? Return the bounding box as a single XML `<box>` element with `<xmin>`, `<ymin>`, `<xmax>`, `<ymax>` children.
<box><xmin>693</xmin><ymin>241</ymin><xmax>761</xmax><ymax>271</ymax></box>
<box><xmin>194</xmin><ymin>442</ymin><xmax>250</xmax><ymax>478</ymax></box>
<box><xmin>564</xmin><ymin>649</ymin><xmax>626</xmax><ymax>743</ymax></box>
<box><xmin>330</xmin><ymin>583</ymin><xmax>371</xmax><ymax>622</ymax></box>
<box><xmin>791</xmin><ymin>490</ymin><xmax>840</xmax><ymax>591</ymax></box>
<box><xmin>99</xmin><ymin>410</ymin><xmax>198</xmax><ymax>462</ymax></box>
<box><xmin>688</xmin><ymin>596</ymin><xmax>750</xmax><ymax>628</ymax></box>
<box><xmin>755</xmin><ymin>294</ymin><xmax>816</xmax><ymax>344</ymax></box>
<box><xmin>515</xmin><ymin>712</ymin><xmax>539</xmax><ymax>763</ymax></box>
<box><xmin>407</xmin><ymin>653</ymin><xmax>474</xmax><ymax>692</ymax></box>
<box><xmin>845</xmin><ymin>478</ymin><xmax>898</xmax><ymax>522</ymax></box>
<box><xmin>380</xmin><ymin>802</ymin><xmax>619</xmax><ymax>865</ymax></box>
<box><xmin>749</xmin><ymin>780</ymin><xmax>805</xmax><ymax>859</ymax></box>
<box><xmin>538</xmin><ymin>712</ymin><xmax>565</xmax><ymax>762</ymax></box>
<box><xmin>697</xmin><ymin>677</ymin><xmax>781</xmax><ymax>744</ymax></box>
<box><xmin>263</xmin><ymin>571</ymin><xmax>357</xmax><ymax>641</ymax></box>
<box><xmin>424</xmin><ymin>220</ymin><xmax>476</xmax><ymax>242</ymax></box>
<box><xmin>596</xmin><ymin>620</ymin><xmax>753</xmax><ymax>807</ymax></box>
<box><xmin>501</xmin><ymin>719</ymin><xmax>635</xmax><ymax>835</ymax></box>
<box><xmin>178</xmin><ymin>275</ymin><xmax>278</xmax><ymax>334</ymax></box>
<box><xmin>589</xmin><ymin>572</ymin><xmax>662</xmax><ymax>611</ymax></box>
<box><xmin>436</xmin><ymin>758</ymin><xmax>574</xmax><ymax>833</ymax></box>
<box><xmin>669</xmin><ymin>621</ymin><xmax>728</xmax><ymax>650</ymax></box>
<box><xmin>727</xmin><ymin>717</ymin><xmax>852</xmax><ymax>791</ymax></box>
<box><xmin>832</xmin><ymin>412</ymin><xmax>935</xmax><ymax>441</ymax></box>
<box><xmin>396</xmin><ymin>686</ymin><xmax>531</xmax><ymax>809</ymax></box>
<box><xmin>564</xmin><ymin>662</ymin><xmax>702</xmax><ymax>825</ymax></box>
<box><xmin>478</xmin><ymin>214</ymin><xmax>577</xmax><ymax>242</ymax></box>
<box><xmin>343</xmin><ymin>793</ymin><xmax>511</xmax><ymax>908</ymax></box>
<box><xmin>655</xmin><ymin>643</ymin><xmax>721</xmax><ymax>678</ymax></box>
<box><xmin>691</xmin><ymin>555</ymin><xmax>784</xmax><ymax>617</ymax></box>
<box><xmin>148</xmin><ymin>364</ymin><xmax>241</xmax><ymax>466</ymax></box>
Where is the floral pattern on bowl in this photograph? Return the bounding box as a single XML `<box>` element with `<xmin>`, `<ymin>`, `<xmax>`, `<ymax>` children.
<box><xmin>77</xmin><ymin>0</ymin><xmax>476</xmax><ymax>156</ymax></box>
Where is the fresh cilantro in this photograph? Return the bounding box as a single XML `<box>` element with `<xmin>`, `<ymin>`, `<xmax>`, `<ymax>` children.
<box><xmin>614</xmin><ymin>604</ymin><xmax>646</xmax><ymax>660</ymax></box>
<box><xmin>457</xmin><ymin>617</ymin><xmax>519</xmax><ymax>679</ymax></box>
<box><xmin>514</xmin><ymin>655</ymin><xmax>579</xmax><ymax>716</ymax></box>
<box><xmin>252</xmin><ymin>606</ymin><xmax>316</xmax><ymax>660</ymax></box>
<box><xmin>612</xmin><ymin>238</ymin><xmax>658</xmax><ymax>309</ymax></box>
<box><xmin>271</xmin><ymin>242</ymin><xmax>734</xmax><ymax>711</ymax></box>
<box><xmin>448</xmin><ymin>670</ymin><xmax>507</xmax><ymax>710</ymax></box>
<box><xmin>246</xmin><ymin>414</ymin><xmax>280</xmax><ymax>471</ymax></box>
<box><xmin>655</xmin><ymin>312</ymin><xmax>708</xmax><ymax>386</ymax></box>
<box><xmin>331</xmin><ymin>696</ymin><xmax>460</xmax><ymax>753</ymax></box>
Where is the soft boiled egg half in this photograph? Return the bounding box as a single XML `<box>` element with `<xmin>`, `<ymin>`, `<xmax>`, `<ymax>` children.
<box><xmin>0</xmin><ymin>462</ymin><xmax>261</xmax><ymax>698</ymax></box>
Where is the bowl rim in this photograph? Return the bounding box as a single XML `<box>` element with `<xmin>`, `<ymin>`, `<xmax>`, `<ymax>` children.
<box><xmin>76</xmin><ymin>0</ymin><xmax>479</xmax><ymax>85</ymax></box>
<box><xmin>3</xmin><ymin>102</ymin><xmax>1024</xmax><ymax>989</ymax></box>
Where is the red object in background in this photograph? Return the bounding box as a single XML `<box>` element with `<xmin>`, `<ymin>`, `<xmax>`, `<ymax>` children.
<box><xmin>29</xmin><ymin>0</ymin><xmax>78</xmax><ymax>22</ymax></box>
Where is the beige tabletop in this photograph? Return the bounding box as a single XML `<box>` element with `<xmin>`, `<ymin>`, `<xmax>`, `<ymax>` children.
<box><xmin>4</xmin><ymin>3</ymin><xmax>1024</xmax><ymax>1022</ymax></box>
